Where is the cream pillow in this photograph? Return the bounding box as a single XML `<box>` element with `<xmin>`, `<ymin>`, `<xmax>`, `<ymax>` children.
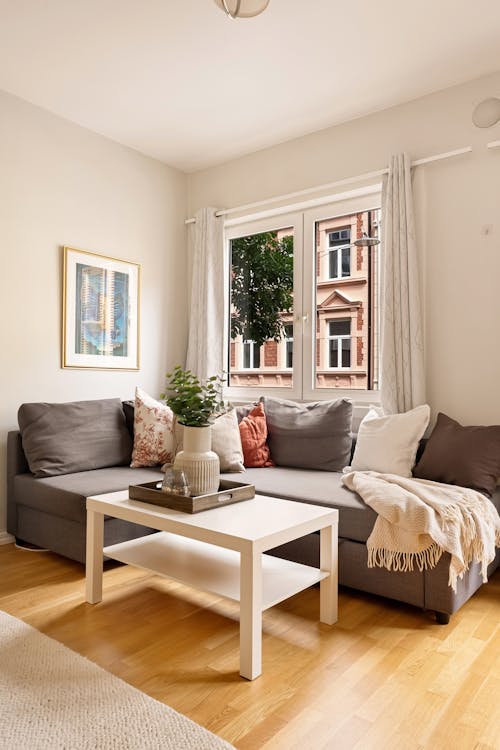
<box><xmin>131</xmin><ymin>387</ymin><xmax>175</xmax><ymax>468</ymax></box>
<box><xmin>211</xmin><ymin>408</ymin><xmax>245</xmax><ymax>473</ymax></box>
<box><xmin>169</xmin><ymin>409</ymin><xmax>245</xmax><ymax>473</ymax></box>
<box><xmin>349</xmin><ymin>404</ymin><xmax>430</xmax><ymax>477</ymax></box>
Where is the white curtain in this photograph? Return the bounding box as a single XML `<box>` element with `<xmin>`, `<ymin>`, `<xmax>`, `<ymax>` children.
<box><xmin>380</xmin><ymin>153</ymin><xmax>425</xmax><ymax>414</ymax></box>
<box><xmin>185</xmin><ymin>207</ymin><xmax>225</xmax><ymax>381</ymax></box>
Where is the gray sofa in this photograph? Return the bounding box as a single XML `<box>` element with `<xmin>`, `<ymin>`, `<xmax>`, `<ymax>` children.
<box><xmin>7</xmin><ymin>400</ymin><xmax>500</xmax><ymax>624</ymax></box>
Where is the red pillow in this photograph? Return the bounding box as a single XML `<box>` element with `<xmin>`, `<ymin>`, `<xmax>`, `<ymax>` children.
<box><xmin>239</xmin><ymin>403</ymin><xmax>274</xmax><ymax>468</ymax></box>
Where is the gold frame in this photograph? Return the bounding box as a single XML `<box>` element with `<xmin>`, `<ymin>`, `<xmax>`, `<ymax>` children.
<box><xmin>62</xmin><ymin>246</ymin><xmax>141</xmax><ymax>370</ymax></box>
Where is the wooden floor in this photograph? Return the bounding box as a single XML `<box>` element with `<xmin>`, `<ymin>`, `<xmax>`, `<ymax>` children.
<box><xmin>1</xmin><ymin>543</ymin><xmax>499</xmax><ymax>750</ymax></box>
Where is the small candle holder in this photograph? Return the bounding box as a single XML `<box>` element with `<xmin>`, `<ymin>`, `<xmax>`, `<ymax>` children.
<box><xmin>161</xmin><ymin>466</ymin><xmax>190</xmax><ymax>496</ymax></box>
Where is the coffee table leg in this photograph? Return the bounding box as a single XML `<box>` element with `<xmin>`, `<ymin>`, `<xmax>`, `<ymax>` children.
<box><xmin>320</xmin><ymin>523</ymin><xmax>338</xmax><ymax>625</ymax></box>
<box><xmin>239</xmin><ymin>549</ymin><xmax>262</xmax><ymax>680</ymax></box>
<box><xmin>85</xmin><ymin>508</ymin><xmax>104</xmax><ymax>604</ymax></box>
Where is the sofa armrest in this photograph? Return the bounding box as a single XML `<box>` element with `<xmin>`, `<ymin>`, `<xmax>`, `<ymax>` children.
<box><xmin>7</xmin><ymin>431</ymin><xmax>30</xmax><ymax>535</ymax></box>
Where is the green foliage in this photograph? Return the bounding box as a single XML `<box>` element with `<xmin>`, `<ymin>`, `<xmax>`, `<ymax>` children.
<box><xmin>231</xmin><ymin>231</ymin><xmax>293</xmax><ymax>347</ymax></box>
<box><xmin>160</xmin><ymin>366</ymin><xmax>225</xmax><ymax>427</ymax></box>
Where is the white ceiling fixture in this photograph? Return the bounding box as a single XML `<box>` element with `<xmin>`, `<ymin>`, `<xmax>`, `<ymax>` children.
<box><xmin>214</xmin><ymin>0</ymin><xmax>270</xmax><ymax>18</ymax></box>
<box><xmin>472</xmin><ymin>97</ymin><xmax>500</xmax><ymax>128</ymax></box>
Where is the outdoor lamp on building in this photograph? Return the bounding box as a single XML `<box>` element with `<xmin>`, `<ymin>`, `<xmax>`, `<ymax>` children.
<box><xmin>353</xmin><ymin>233</ymin><xmax>380</xmax><ymax>247</ymax></box>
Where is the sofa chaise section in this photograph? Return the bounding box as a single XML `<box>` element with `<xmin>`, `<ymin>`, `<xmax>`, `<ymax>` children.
<box><xmin>221</xmin><ymin>466</ymin><xmax>500</xmax><ymax>622</ymax></box>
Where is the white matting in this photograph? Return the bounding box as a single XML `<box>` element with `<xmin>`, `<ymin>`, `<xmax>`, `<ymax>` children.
<box><xmin>0</xmin><ymin>610</ymin><xmax>234</xmax><ymax>750</ymax></box>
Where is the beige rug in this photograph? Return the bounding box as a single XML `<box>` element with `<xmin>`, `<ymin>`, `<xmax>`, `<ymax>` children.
<box><xmin>0</xmin><ymin>610</ymin><xmax>234</xmax><ymax>750</ymax></box>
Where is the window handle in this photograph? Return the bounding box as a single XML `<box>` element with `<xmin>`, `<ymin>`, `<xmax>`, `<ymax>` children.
<box><xmin>297</xmin><ymin>312</ymin><xmax>309</xmax><ymax>324</ymax></box>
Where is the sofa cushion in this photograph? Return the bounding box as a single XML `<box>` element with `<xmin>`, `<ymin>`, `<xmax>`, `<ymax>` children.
<box><xmin>261</xmin><ymin>396</ymin><xmax>352</xmax><ymax>471</ymax></box>
<box><xmin>413</xmin><ymin>412</ymin><xmax>500</xmax><ymax>497</ymax></box>
<box><xmin>221</xmin><ymin>466</ymin><xmax>377</xmax><ymax>543</ymax></box>
<box><xmin>18</xmin><ymin>398</ymin><xmax>132</xmax><ymax>478</ymax></box>
<box><xmin>131</xmin><ymin>387</ymin><xmax>175</xmax><ymax>468</ymax></box>
<box><xmin>350</xmin><ymin>404</ymin><xmax>430</xmax><ymax>477</ymax></box>
<box><xmin>211</xmin><ymin>408</ymin><xmax>245</xmax><ymax>472</ymax></box>
<box><xmin>239</xmin><ymin>403</ymin><xmax>273</xmax><ymax>468</ymax></box>
<box><xmin>14</xmin><ymin>466</ymin><xmax>164</xmax><ymax>524</ymax></box>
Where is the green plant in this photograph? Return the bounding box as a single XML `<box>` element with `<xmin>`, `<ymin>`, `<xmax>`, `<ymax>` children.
<box><xmin>160</xmin><ymin>366</ymin><xmax>225</xmax><ymax>427</ymax></box>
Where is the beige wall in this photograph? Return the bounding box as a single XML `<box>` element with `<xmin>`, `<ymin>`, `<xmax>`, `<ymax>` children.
<box><xmin>188</xmin><ymin>71</ymin><xmax>500</xmax><ymax>426</ymax></box>
<box><xmin>0</xmin><ymin>90</ymin><xmax>188</xmax><ymax>539</ymax></box>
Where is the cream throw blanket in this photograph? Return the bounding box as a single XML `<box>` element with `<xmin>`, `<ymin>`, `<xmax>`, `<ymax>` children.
<box><xmin>342</xmin><ymin>471</ymin><xmax>500</xmax><ymax>591</ymax></box>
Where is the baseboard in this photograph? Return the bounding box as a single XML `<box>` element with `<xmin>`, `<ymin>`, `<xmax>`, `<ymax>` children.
<box><xmin>0</xmin><ymin>531</ymin><xmax>15</xmax><ymax>545</ymax></box>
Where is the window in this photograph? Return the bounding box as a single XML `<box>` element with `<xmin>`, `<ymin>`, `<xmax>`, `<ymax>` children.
<box><xmin>242</xmin><ymin>340</ymin><xmax>260</xmax><ymax>369</ymax></box>
<box><xmin>225</xmin><ymin>191</ymin><xmax>380</xmax><ymax>401</ymax></box>
<box><xmin>328</xmin><ymin>227</ymin><xmax>351</xmax><ymax>279</ymax></box>
<box><xmin>328</xmin><ymin>319</ymin><xmax>351</xmax><ymax>368</ymax></box>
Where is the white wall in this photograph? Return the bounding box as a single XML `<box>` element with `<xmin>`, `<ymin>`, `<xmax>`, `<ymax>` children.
<box><xmin>0</xmin><ymin>90</ymin><xmax>188</xmax><ymax>538</ymax></box>
<box><xmin>188</xmin><ymin>71</ymin><xmax>500</xmax><ymax>426</ymax></box>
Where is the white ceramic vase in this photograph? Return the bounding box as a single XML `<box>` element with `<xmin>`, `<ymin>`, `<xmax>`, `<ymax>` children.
<box><xmin>173</xmin><ymin>425</ymin><xmax>220</xmax><ymax>496</ymax></box>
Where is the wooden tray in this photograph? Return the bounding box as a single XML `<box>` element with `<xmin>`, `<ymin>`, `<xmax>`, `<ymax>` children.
<box><xmin>129</xmin><ymin>479</ymin><xmax>255</xmax><ymax>513</ymax></box>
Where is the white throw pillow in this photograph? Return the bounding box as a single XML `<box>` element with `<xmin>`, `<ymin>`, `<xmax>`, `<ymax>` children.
<box><xmin>131</xmin><ymin>387</ymin><xmax>175</xmax><ymax>468</ymax></box>
<box><xmin>349</xmin><ymin>404</ymin><xmax>430</xmax><ymax>477</ymax></box>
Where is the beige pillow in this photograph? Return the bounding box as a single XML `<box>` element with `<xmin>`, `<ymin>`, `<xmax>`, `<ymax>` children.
<box><xmin>171</xmin><ymin>409</ymin><xmax>244</xmax><ymax>473</ymax></box>
<box><xmin>211</xmin><ymin>408</ymin><xmax>245</xmax><ymax>473</ymax></box>
<box><xmin>131</xmin><ymin>387</ymin><xmax>175</xmax><ymax>468</ymax></box>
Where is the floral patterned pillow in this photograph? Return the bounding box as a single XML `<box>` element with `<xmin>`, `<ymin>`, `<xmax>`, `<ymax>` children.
<box><xmin>130</xmin><ymin>387</ymin><xmax>175</xmax><ymax>468</ymax></box>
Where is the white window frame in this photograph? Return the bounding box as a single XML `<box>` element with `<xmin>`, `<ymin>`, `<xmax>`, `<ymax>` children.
<box><xmin>224</xmin><ymin>212</ymin><xmax>303</xmax><ymax>403</ymax></box>
<box><xmin>328</xmin><ymin>244</ymin><xmax>351</xmax><ymax>279</ymax></box>
<box><xmin>223</xmin><ymin>186</ymin><xmax>381</xmax><ymax>406</ymax></box>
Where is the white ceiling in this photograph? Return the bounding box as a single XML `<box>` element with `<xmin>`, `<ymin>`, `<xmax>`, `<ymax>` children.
<box><xmin>0</xmin><ymin>0</ymin><xmax>499</xmax><ymax>172</ymax></box>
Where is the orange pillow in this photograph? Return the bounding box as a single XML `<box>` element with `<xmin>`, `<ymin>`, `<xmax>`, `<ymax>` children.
<box><xmin>239</xmin><ymin>402</ymin><xmax>274</xmax><ymax>468</ymax></box>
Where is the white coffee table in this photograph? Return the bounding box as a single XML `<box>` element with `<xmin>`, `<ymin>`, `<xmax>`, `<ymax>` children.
<box><xmin>85</xmin><ymin>491</ymin><xmax>338</xmax><ymax>680</ymax></box>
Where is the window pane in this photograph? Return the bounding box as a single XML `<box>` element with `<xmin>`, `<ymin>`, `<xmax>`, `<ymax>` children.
<box><xmin>329</xmin><ymin>338</ymin><xmax>338</xmax><ymax>368</ymax></box>
<box><xmin>330</xmin><ymin>319</ymin><xmax>351</xmax><ymax>336</ymax></box>
<box><xmin>243</xmin><ymin>342</ymin><xmax>251</xmax><ymax>369</ymax></box>
<box><xmin>229</xmin><ymin>227</ymin><xmax>294</xmax><ymax>387</ymax></box>
<box><xmin>341</xmin><ymin>339</ymin><xmax>351</xmax><ymax>368</ymax></box>
<box><xmin>254</xmin><ymin>345</ymin><xmax>261</xmax><ymax>369</ymax></box>
<box><xmin>329</xmin><ymin>249</ymin><xmax>338</xmax><ymax>279</ymax></box>
<box><xmin>315</xmin><ymin>209</ymin><xmax>379</xmax><ymax>389</ymax></box>
<box><xmin>341</xmin><ymin>247</ymin><xmax>351</xmax><ymax>277</ymax></box>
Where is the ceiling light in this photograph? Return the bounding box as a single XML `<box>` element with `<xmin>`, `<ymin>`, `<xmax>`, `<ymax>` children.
<box><xmin>472</xmin><ymin>98</ymin><xmax>500</xmax><ymax>128</ymax></box>
<box><xmin>214</xmin><ymin>0</ymin><xmax>270</xmax><ymax>19</ymax></box>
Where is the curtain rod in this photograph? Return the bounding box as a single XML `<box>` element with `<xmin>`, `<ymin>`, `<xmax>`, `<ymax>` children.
<box><xmin>184</xmin><ymin>146</ymin><xmax>472</xmax><ymax>225</ymax></box>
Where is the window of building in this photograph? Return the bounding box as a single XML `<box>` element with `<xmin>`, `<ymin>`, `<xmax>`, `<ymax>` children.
<box><xmin>328</xmin><ymin>319</ymin><xmax>351</xmax><ymax>368</ymax></box>
<box><xmin>225</xmin><ymin>190</ymin><xmax>380</xmax><ymax>401</ymax></box>
<box><xmin>328</xmin><ymin>227</ymin><xmax>351</xmax><ymax>279</ymax></box>
<box><xmin>242</xmin><ymin>340</ymin><xmax>260</xmax><ymax>369</ymax></box>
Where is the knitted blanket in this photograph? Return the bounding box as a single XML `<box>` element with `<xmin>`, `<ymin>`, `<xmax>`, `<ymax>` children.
<box><xmin>342</xmin><ymin>471</ymin><xmax>500</xmax><ymax>591</ymax></box>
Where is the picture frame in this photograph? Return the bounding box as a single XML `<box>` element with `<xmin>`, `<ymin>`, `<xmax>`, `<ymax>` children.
<box><xmin>62</xmin><ymin>246</ymin><xmax>140</xmax><ymax>370</ymax></box>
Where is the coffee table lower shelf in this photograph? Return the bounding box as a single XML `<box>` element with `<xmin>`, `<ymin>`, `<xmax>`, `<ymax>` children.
<box><xmin>85</xmin><ymin>491</ymin><xmax>338</xmax><ymax>680</ymax></box>
<box><xmin>104</xmin><ymin>532</ymin><xmax>329</xmax><ymax>610</ymax></box>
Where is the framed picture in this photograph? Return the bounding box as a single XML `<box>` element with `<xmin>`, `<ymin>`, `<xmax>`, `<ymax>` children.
<box><xmin>62</xmin><ymin>246</ymin><xmax>140</xmax><ymax>370</ymax></box>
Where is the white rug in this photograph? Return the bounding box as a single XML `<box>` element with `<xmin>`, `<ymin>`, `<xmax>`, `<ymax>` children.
<box><xmin>0</xmin><ymin>610</ymin><xmax>234</xmax><ymax>750</ymax></box>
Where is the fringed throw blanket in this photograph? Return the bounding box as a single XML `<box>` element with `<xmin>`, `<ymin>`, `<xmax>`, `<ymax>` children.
<box><xmin>342</xmin><ymin>471</ymin><xmax>500</xmax><ymax>591</ymax></box>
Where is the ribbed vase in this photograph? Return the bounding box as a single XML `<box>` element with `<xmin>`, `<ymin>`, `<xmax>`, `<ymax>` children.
<box><xmin>173</xmin><ymin>425</ymin><xmax>220</xmax><ymax>496</ymax></box>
